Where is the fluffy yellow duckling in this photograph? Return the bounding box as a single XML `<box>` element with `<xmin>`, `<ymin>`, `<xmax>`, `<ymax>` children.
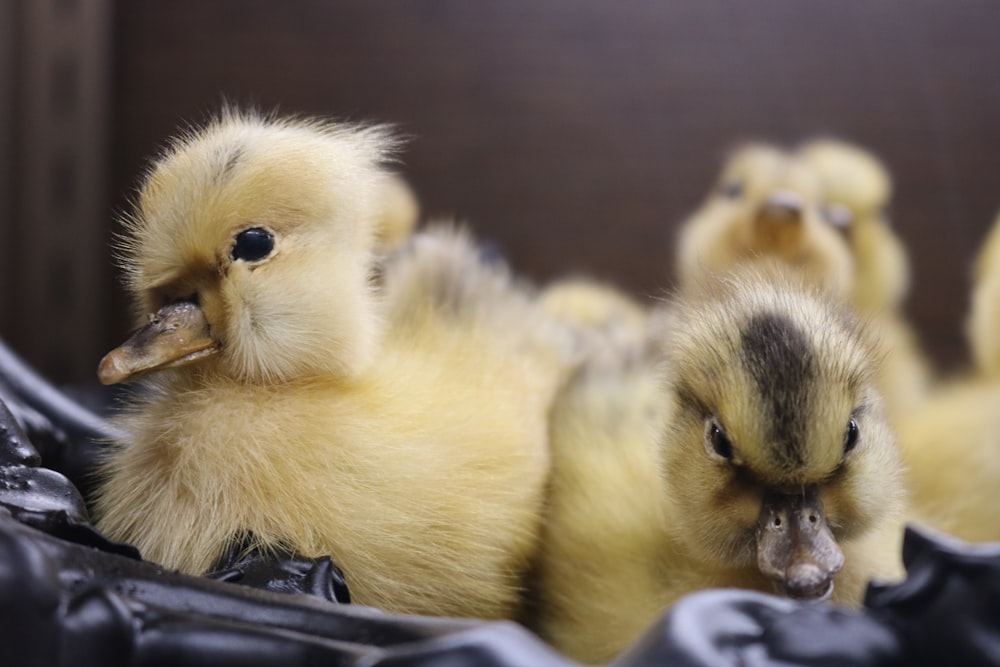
<box><xmin>796</xmin><ymin>138</ymin><xmax>905</xmax><ymax>313</ymax></box>
<box><xmin>798</xmin><ymin>138</ymin><xmax>932</xmax><ymax>415</ymax></box>
<box><xmin>539</xmin><ymin>276</ymin><xmax>651</xmax><ymax>355</ymax></box>
<box><xmin>967</xmin><ymin>211</ymin><xmax>1000</xmax><ymax>377</ymax></box>
<box><xmin>678</xmin><ymin>141</ymin><xmax>930</xmax><ymax>418</ymax></box>
<box><xmin>675</xmin><ymin>143</ymin><xmax>856</xmax><ymax>299</ymax></box>
<box><xmin>532</xmin><ymin>266</ymin><xmax>906</xmax><ymax>663</ymax></box>
<box><xmin>898</xmin><ymin>213</ymin><xmax>1000</xmax><ymax>543</ymax></box>
<box><xmin>897</xmin><ymin>378</ymin><xmax>1000</xmax><ymax>544</ymax></box>
<box><xmin>93</xmin><ymin>110</ymin><xmax>572</xmax><ymax>620</ymax></box>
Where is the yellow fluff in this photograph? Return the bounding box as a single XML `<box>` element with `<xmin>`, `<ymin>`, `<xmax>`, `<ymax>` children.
<box><xmin>675</xmin><ymin>143</ymin><xmax>855</xmax><ymax>299</ymax></box>
<box><xmin>94</xmin><ymin>110</ymin><xmax>572</xmax><ymax>620</ymax></box>
<box><xmin>798</xmin><ymin>138</ymin><xmax>932</xmax><ymax>416</ymax></box>
<box><xmin>967</xmin><ymin>212</ymin><xmax>1000</xmax><ymax>377</ymax></box>
<box><xmin>532</xmin><ymin>266</ymin><xmax>906</xmax><ymax>663</ymax></box>
<box><xmin>796</xmin><ymin>138</ymin><xmax>905</xmax><ymax>313</ymax></box>
<box><xmin>898</xmin><ymin>213</ymin><xmax>1000</xmax><ymax>543</ymax></box>
<box><xmin>898</xmin><ymin>377</ymin><xmax>1000</xmax><ymax>543</ymax></box>
<box><xmin>375</xmin><ymin>173</ymin><xmax>421</xmax><ymax>252</ymax></box>
<box><xmin>539</xmin><ymin>276</ymin><xmax>651</xmax><ymax>355</ymax></box>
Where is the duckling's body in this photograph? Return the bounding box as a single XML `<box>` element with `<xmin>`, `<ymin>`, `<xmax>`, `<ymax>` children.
<box><xmin>898</xmin><ymin>378</ymin><xmax>1000</xmax><ymax>544</ymax></box>
<box><xmin>898</xmin><ymin>213</ymin><xmax>1000</xmax><ymax>543</ymax></box>
<box><xmin>532</xmin><ymin>267</ymin><xmax>906</xmax><ymax>663</ymax></box>
<box><xmin>540</xmin><ymin>277</ymin><xmax>648</xmax><ymax>335</ymax></box>
<box><xmin>95</xmin><ymin>112</ymin><xmax>569</xmax><ymax>619</ymax></box>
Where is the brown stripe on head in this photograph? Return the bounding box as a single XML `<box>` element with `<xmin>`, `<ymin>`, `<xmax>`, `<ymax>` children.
<box><xmin>739</xmin><ymin>311</ymin><xmax>815</xmax><ymax>469</ymax></box>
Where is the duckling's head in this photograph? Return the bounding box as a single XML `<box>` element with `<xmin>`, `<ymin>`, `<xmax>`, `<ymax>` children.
<box><xmin>99</xmin><ymin>110</ymin><xmax>400</xmax><ymax>385</ymax></box>
<box><xmin>660</xmin><ymin>266</ymin><xmax>904</xmax><ymax>600</ymax></box>
<box><xmin>797</xmin><ymin>139</ymin><xmax>909</xmax><ymax>312</ymax></box>
<box><xmin>676</xmin><ymin>143</ymin><xmax>856</xmax><ymax>300</ymax></box>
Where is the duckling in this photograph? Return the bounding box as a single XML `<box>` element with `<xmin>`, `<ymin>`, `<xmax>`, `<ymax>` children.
<box><xmin>532</xmin><ymin>265</ymin><xmax>906</xmax><ymax>663</ymax></box>
<box><xmin>678</xmin><ymin>141</ymin><xmax>930</xmax><ymax>418</ymax></box>
<box><xmin>539</xmin><ymin>276</ymin><xmax>649</xmax><ymax>348</ymax></box>
<box><xmin>796</xmin><ymin>138</ymin><xmax>905</xmax><ymax>313</ymax></box>
<box><xmin>967</xmin><ymin>211</ymin><xmax>1000</xmax><ymax>377</ymax></box>
<box><xmin>897</xmin><ymin>377</ymin><xmax>1000</xmax><ymax>544</ymax></box>
<box><xmin>798</xmin><ymin>138</ymin><xmax>932</xmax><ymax>415</ymax></box>
<box><xmin>897</xmin><ymin>213</ymin><xmax>1000</xmax><ymax>543</ymax></box>
<box><xmin>675</xmin><ymin>143</ymin><xmax>856</xmax><ymax>299</ymax></box>
<box><xmin>93</xmin><ymin>110</ymin><xmax>572</xmax><ymax>620</ymax></box>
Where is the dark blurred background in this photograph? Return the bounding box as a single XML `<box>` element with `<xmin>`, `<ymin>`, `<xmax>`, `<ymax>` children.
<box><xmin>2</xmin><ymin>0</ymin><xmax>999</xmax><ymax>384</ymax></box>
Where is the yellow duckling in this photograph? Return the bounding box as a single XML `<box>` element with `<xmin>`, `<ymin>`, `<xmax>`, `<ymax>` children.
<box><xmin>898</xmin><ymin>213</ymin><xmax>1000</xmax><ymax>543</ymax></box>
<box><xmin>532</xmin><ymin>266</ymin><xmax>906</xmax><ymax>663</ymax></box>
<box><xmin>796</xmin><ymin>138</ymin><xmax>905</xmax><ymax>313</ymax></box>
<box><xmin>539</xmin><ymin>276</ymin><xmax>651</xmax><ymax>354</ymax></box>
<box><xmin>678</xmin><ymin>141</ymin><xmax>929</xmax><ymax>418</ymax></box>
<box><xmin>967</xmin><ymin>211</ymin><xmax>1000</xmax><ymax>377</ymax></box>
<box><xmin>897</xmin><ymin>378</ymin><xmax>1000</xmax><ymax>544</ymax></box>
<box><xmin>798</xmin><ymin>138</ymin><xmax>932</xmax><ymax>415</ymax></box>
<box><xmin>675</xmin><ymin>143</ymin><xmax>855</xmax><ymax>299</ymax></box>
<box><xmin>93</xmin><ymin>110</ymin><xmax>571</xmax><ymax>620</ymax></box>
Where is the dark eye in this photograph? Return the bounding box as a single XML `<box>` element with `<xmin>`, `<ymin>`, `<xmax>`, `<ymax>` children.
<box><xmin>719</xmin><ymin>181</ymin><xmax>743</xmax><ymax>199</ymax></box>
<box><xmin>231</xmin><ymin>227</ymin><xmax>275</xmax><ymax>262</ymax></box>
<box><xmin>821</xmin><ymin>203</ymin><xmax>854</xmax><ymax>233</ymax></box>
<box><xmin>844</xmin><ymin>418</ymin><xmax>859</xmax><ymax>454</ymax></box>
<box><xmin>707</xmin><ymin>420</ymin><xmax>734</xmax><ymax>461</ymax></box>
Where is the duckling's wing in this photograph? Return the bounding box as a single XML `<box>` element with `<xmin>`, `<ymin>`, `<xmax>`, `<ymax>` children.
<box><xmin>380</xmin><ymin>224</ymin><xmax>577</xmax><ymax>367</ymax></box>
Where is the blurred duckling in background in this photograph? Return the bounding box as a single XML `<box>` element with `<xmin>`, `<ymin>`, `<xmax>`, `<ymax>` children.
<box><xmin>93</xmin><ymin>110</ymin><xmax>573</xmax><ymax>620</ymax></box>
<box><xmin>796</xmin><ymin>139</ymin><xmax>906</xmax><ymax>313</ymax></box>
<box><xmin>675</xmin><ymin>143</ymin><xmax>855</xmax><ymax>299</ymax></box>
<box><xmin>967</xmin><ymin>211</ymin><xmax>1000</xmax><ymax>378</ymax></box>
<box><xmin>539</xmin><ymin>276</ymin><xmax>651</xmax><ymax>353</ymax></box>
<box><xmin>677</xmin><ymin>141</ymin><xmax>930</xmax><ymax>418</ymax></box>
<box><xmin>798</xmin><ymin>138</ymin><xmax>932</xmax><ymax>415</ymax></box>
<box><xmin>532</xmin><ymin>266</ymin><xmax>906</xmax><ymax>663</ymax></box>
<box><xmin>898</xmin><ymin>213</ymin><xmax>1000</xmax><ymax>543</ymax></box>
<box><xmin>897</xmin><ymin>378</ymin><xmax>1000</xmax><ymax>544</ymax></box>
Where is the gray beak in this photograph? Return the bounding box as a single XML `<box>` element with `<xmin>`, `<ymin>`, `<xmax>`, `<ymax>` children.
<box><xmin>756</xmin><ymin>486</ymin><xmax>845</xmax><ymax>600</ymax></box>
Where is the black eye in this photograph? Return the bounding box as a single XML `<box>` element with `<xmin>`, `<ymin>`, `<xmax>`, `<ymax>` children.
<box><xmin>707</xmin><ymin>420</ymin><xmax>734</xmax><ymax>461</ymax></box>
<box><xmin>231</xmin><ymin>227</ymin><xmax>275</xmax><ymax>262</ymax></box>
<box><xmin>719</xmin><ymin>181</ymin><xmax>743</xmax><ymax>199</ymax></box>
<box><xmin>844</xmin><ymin>418</ymin><xmax>859</xmax><ymax>454</ymax></box>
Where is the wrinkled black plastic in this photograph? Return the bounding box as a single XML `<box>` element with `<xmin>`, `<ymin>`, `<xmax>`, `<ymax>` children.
<box><xmin>0</xmin><ymin>338</ymin><xmax>119</xmax><ymax>505</ymax></box>
<box><xmin>2</xmin><ymin>337</ymin><xmax>1000</xmax><ymax>666</ymax></box>
<box><xmin>207</xmin><ymin>532</ymin><xmax>352</xmax><ymax>604</ymax></box>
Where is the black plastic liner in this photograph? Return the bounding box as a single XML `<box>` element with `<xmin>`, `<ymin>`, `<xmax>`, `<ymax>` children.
<box><xmin>1</xmin><ymin>337</ymin><xmax>999</xmax><ymax>666</ymax></box>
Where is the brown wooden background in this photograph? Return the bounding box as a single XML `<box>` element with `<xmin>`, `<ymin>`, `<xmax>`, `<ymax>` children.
<box><xmin>5</xmin><ymin>1</ymin><xmax>1000</xmax><ymax>383</ymax></box>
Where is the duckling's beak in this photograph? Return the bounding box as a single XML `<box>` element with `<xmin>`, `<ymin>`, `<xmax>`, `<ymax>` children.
<box><xmin>757</xmin><ymin>190</ymin><xmax>804</xmax><ymax>225</ymax></box>
<box><xmin>756</xmin><ymin>486</ymin><xmax>844</xmax><ymax>601</ymax></box>
<box><xmin>97</xmin><ymin>301</ymin><xmax>220</xmax><ymax>385</ymax></box>
<box><xmin>753</xmin><ymin>190</ymin><xmax>805</xmax><ymax>252</ymax></box>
